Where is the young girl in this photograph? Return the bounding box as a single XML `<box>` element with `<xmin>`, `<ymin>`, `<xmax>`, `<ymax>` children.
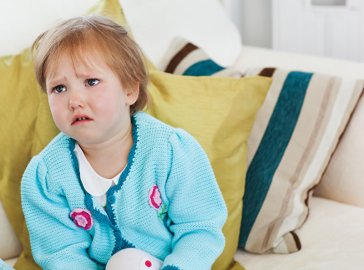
<box><xmin>21</xmin><ymin>15</ymin><xmax>227</xmax><ymax>270</ymax></box>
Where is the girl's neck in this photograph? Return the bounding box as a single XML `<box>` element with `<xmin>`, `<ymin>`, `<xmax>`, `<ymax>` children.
<box><xmin>79</xmin><ymin>124</ymin><xmax>133</xmax><ymax>179</ymax></box>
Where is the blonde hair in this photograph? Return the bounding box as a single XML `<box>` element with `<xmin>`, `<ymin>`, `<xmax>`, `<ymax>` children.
<box><xmin>32</xmin><ymin>15</ymin><xmax>148</xmax><ymax>115</ymax></box>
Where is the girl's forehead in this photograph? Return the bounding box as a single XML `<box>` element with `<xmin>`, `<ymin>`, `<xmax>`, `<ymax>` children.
<box><xmin>46</xmin><ymin>48</ymin><xmax>109</xmax><ymax>76</ymax></box>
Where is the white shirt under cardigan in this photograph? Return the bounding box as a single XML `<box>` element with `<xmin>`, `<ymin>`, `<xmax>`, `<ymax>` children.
<box><xmin>74</xmin><ymin>144</ymin><xmax>124</xmax><ymax>207</ymax></box>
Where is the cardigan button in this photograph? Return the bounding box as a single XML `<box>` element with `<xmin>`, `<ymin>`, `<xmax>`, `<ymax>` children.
<box><xmin>107</xmin><ymin>195</ymin><xmax>115</xmax><ymax>204</ymax></box>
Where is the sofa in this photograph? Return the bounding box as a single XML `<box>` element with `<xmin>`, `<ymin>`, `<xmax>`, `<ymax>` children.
<box><xmin>1</xmin><ymin>0</ymin><xmax>364</xmax><ymax>269</ymax></box>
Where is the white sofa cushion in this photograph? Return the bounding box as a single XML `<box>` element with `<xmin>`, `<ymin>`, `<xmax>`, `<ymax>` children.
<box><xmin>235</xmin><ymin>46</ymin><xmax>364</xmax><ymax>79</ymax></box>
<box><xmin>235</xmin><ymin>197</ymin><xmax>364</xmax><ymax>270</ymax></box>
<box><xmin>0</xmin><ymin>202</ymin><xmax>21</xmax><ymax>260</ymax></box>
<box><xmin>3</xmin><ymin>258</ymin><xmax>17</xmax><ymax>268</ymax></box>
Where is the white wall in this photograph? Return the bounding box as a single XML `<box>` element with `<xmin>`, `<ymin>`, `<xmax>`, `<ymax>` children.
<box><xmin>222</xmin><ymin>0</ymin><xmax>348</xmax><ymax>49</ymax></box>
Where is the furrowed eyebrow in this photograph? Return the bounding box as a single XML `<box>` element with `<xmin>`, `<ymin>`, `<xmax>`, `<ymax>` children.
<box><xmin>46</xmin><ymin>77</ymin><xmax>66</xmax><ymax>86</ymax></box>
<box><xmin>46</xmin><ymin>74</ymin><xmax>71</xmax><ymax>89</ymax></box>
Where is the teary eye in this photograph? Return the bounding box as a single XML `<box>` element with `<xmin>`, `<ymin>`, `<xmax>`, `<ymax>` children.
<box><xmin>52</xmin><ymin>85</ymin><xmax>66</xmax><ymax>94</ymax></box>
<box><xmin>86</xmin><ymin>78</ymin><xmax>100</xmax><ymax>87</ymax></box>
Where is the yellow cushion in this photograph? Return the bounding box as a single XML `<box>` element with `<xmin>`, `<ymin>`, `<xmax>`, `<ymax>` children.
<box><xmin>0</xmin><ymin>0</ymin><xmax>127</xmax><ymax>269</ymax></box>
<box><xmin>146</xmin><ymin>70</ymin><xmax>271</xmax><ymax>270</ymax></box>
<box><xmin>0</xmin><ymin>50</ymin><xmax>58</xmax><ymax>270</ymax></box>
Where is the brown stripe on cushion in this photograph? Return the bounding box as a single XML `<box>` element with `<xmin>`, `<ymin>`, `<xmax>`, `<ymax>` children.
<box><xmin>259</xmin><ymin>67</ymin><xmax>276</xmax><ymax>77</ymax></box>
<box><xmin>290</xmin><ymin>231</ymin><xmax>301</xmax><ymax>250</ymax></box>
<box><xmin>165</xmin><ymin>43</ymin><xmax>198</xmax><ymax>73</ymax></box>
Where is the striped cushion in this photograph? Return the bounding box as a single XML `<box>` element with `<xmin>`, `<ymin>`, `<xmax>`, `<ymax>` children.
<box><xmin>161</xmin><ymin>37</ymin><xmax>241</xmax><ymax>77</ymax></box>
<box><xmin>239</xmin><ymin>67</ymin><xmax>364</xmax><ymax>253</ymax></box>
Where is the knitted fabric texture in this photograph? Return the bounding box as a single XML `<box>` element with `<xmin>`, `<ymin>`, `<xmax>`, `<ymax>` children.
<box><xmin>21</xmin><ymin>112</ymin><xmax>227</xmax><ymax>270</ymax></box>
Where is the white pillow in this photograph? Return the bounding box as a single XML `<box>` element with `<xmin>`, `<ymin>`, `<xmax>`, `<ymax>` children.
<box><xmin>119</xmin><ymin>0</ymin><xmax>242</xmax><ymax>69</ymax></box>
<box><xmin>0</xmin><ymin>0</ymin><xmax>98</xmax><ymax>56</ymax></box>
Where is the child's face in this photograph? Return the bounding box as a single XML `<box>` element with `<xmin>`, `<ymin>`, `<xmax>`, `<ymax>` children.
<box><xmin>45</xmin><ymin>51</ymin><xmax>138</xmax><ymax>147</ymax></box>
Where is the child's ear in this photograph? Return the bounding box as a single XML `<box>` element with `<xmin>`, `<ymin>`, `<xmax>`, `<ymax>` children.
<box><xmin>125</xmin><ymin>83</ymin><xmax>140</xmax><ymax>105</ymax></box>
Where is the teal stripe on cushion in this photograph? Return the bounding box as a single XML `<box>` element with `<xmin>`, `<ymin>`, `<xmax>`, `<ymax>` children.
<box><xmin>239</xmin><ymin>71</ymin><xmax>313</xmax><ymax>249</ymax></box>
<box><xmin>182</xmin><ymin>59</ymin><xmax>225</xmax><ymax>76</ymax></box>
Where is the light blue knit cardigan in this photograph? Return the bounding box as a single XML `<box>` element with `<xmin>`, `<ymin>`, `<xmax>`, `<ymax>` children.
<box><xmin>21</xmin><ymin>112</ymin><xmax>227</xmax><ymax>270</ymax></box>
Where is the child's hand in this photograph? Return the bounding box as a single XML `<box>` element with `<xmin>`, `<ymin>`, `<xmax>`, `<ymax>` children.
<box><xmin>106</xmin><ymin>248</ymin><xmax>162</xmax><ymax>270</ymax></box>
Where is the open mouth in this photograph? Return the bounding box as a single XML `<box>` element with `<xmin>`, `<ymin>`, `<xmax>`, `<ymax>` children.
<box><xmin>72</xmin><ymin>116</ymin><xmax>93</xmax><ymax>125</ymax></box>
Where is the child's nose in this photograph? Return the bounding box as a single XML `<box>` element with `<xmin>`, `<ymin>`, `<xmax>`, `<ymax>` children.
<box><xmin>68</xmin><ymin>91</ymin><xmax>85</xmax><ymax>110</ymax></box>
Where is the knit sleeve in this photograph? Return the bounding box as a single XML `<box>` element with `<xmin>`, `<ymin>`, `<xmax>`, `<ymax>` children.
<box><xmin>161</xmin><ymin>130</ymin><xmax>227</xmax><ymax>270</ymax></box>
<box><xmin>21</xmin><ymin>156</ymin><xmax>101</xmax><ymax>270</ymax></box>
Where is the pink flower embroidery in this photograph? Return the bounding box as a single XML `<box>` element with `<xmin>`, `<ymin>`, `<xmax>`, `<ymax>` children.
<box><xmin>149</xmin><ymin>185</ymin><xmax>162</xmax><ymax>209</ymax></box>
<box><xmin>70</xmin><ymin>208</ymin><xmax>93</xmax><ymax>230</ymax></box>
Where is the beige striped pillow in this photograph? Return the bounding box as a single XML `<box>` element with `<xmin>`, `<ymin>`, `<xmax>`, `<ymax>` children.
<box><xmin>239</xmin><ymin>67</ymin><xmax>364</xmax><ymax>253</ymax></box>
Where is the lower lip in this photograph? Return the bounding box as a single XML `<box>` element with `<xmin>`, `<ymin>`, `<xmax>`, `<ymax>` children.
<box><xmin>71</xmin><ymin>119</ymin><xmax>93</xmax><ymax>126</ymax></box>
